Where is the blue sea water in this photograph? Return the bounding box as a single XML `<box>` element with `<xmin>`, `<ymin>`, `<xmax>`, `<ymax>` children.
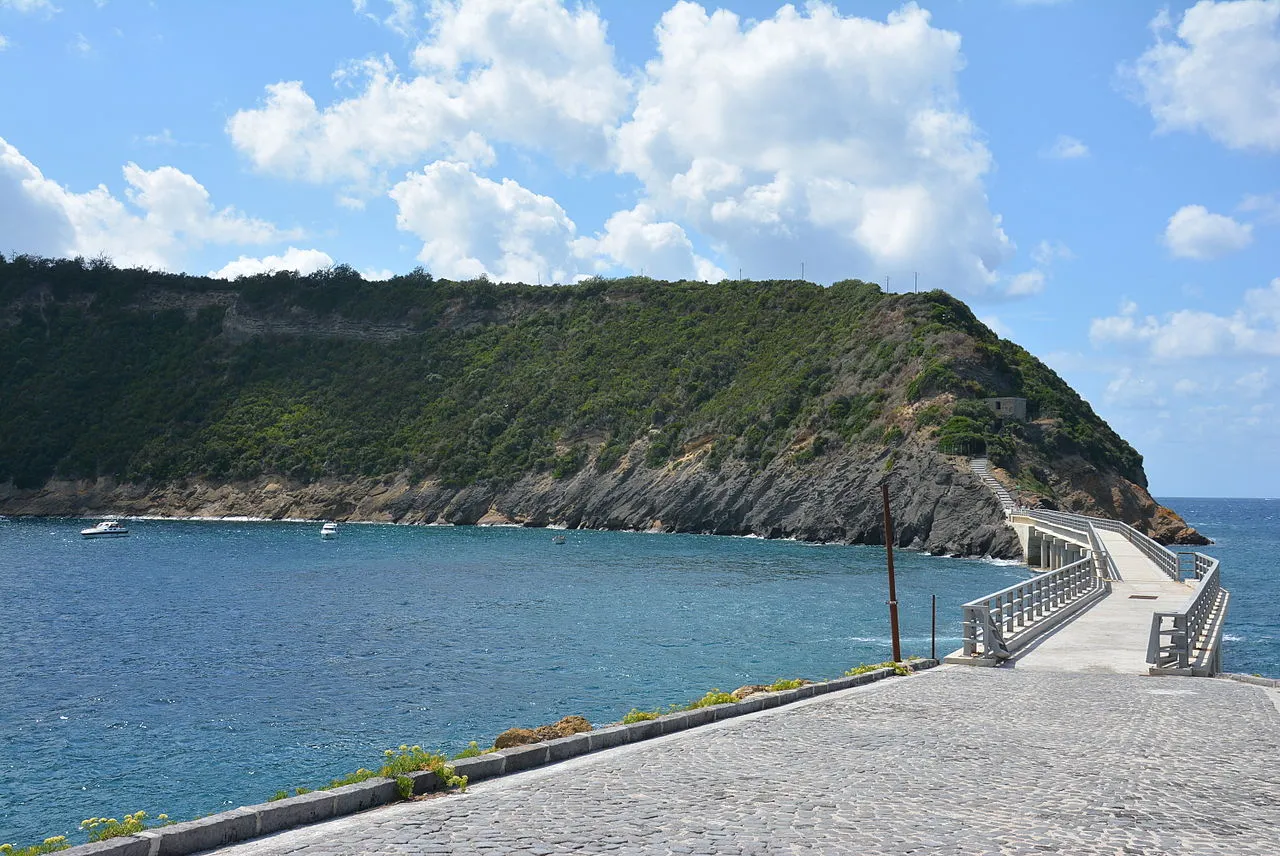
<box><xmin>0</xmin><ymin>499</ymin><xmax>1274</xmax><ymax>846</ymax></box>
<box><xmin>1157</xmin><ymin>497</ymin><xmax>1279</xmax><ymax>680</ymax></box>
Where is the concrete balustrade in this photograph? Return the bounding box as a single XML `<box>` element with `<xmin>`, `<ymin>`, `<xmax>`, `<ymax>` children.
<box><xmin>947</xmin><ymin>555</ymin><xmax>1107</xmax><ymax>665</ymax></box>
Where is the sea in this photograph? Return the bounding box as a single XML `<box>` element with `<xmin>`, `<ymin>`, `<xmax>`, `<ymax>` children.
<box><xmin>0</xmin><ymin>497</ymin><xmax>1275</xmax><ymax>846</ymax></box>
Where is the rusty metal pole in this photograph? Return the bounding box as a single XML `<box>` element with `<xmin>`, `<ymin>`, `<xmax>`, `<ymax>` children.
<box><xmin>881</xmin><ymin>482</ymin><xmax>903</xmax><ymax>663</ymax></box>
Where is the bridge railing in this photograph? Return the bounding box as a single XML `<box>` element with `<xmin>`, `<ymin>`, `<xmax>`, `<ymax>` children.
<box><xmin>1147</xmin><ymin>557</ymin><xmax>1228</xmax><ymax>673</ymax></box>
<box><xmin>959</xmin><ymin>555</ymin><xmax>1104</xmax><ymax>660</ymax></box>
<box><xmin>1085</xmin><ymin>521</ymin><xmax>1121</xmax><ymax>581</ymax></box>
<box><xmin>1089</xmin><ymin>517</ymin><xmax>1178</xmax><ymax>581</ymax></box>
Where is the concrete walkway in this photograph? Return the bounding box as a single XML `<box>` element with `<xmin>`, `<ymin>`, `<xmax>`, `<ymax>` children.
<box><xmin>207</xmin><ymin>667</ymin><xmax>1280</xmax><ymax>856</ymax></box>
<box><xmin>1010</xmin><ymin>529</ymin><xmax>1194</xmax><ymax>674</ymax></box>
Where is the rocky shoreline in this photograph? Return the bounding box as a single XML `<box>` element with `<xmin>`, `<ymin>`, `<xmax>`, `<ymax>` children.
<box><xmin>0</xmin><ymin>442</ymin><xmax>1207</xmax><ymax>558</ymax></box>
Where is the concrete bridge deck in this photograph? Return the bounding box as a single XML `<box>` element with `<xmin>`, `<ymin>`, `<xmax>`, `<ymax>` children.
<box><xmin>1010</xmin><ymin>529</ymin><xmax>1197</xmax><ymax>674</ymax></box>
<box><xmin>205</xmin><ymin>667</ymin><xmax>1280</xmax><ymax>856</ymax></box>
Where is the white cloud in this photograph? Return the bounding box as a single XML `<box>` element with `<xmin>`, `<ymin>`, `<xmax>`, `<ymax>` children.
<box><xmin>573</xmin><ymin>203</ymin><xmax>724</xmax><ymax>282</ymax></box>
<box><xmin>210</xmin><ymin>247</ymin><xmax>336</xmax><ymax>279</ymax></box>
<box><xmin>1163</xmin><ymin>204</ymin><xmax>1253</xmax><ymax>259</ymax></box>
<box><xmin>0</xmin><ymin>33</ymin><xmax>9</xmax><ymax>50</ymax></box>
<box><xmin>1043</xmin><ymin>134</ymin><xmax>1089</xmax><ymax>159</ymax></box>
<box><xmin>228</xmin><ymin>0</ymin><xmax>629</xmax><ymax>187</ymax></box>
<box><xmin>1238</xmin><ymin>191</ymin><xmax>1280</xmax><ymax>223</ymax></box>
<box><xmin>1126</xmin><ymin>0</ymin><xmax>1280</xmax><ymax>151</ymax></box>
<box><xmin>70</xmin><ymin>31</ymin><xmax>90</xmax><ymax>55</ymax></box>
<box><xmin>1236</xmin><ymin>367</ymin><xmax>1272</xmax><ymax>397</ymax></box>
<box><xmin>1090</xmin><ymin>280</ymin><xmax>1280</xmax><ymax>360</ymax></box>
<box><xmin>0</xmin><ymin>135</ymin><xmax>297</xmax><ymax>270</ymax></box>
<box><xmin>389</xmin><ymin>160</ymin><xmax>579</xmax><ymax>282</ymax></box>
<box><xmin>353</xmin><ymin>0</ymin><xmax>422</xmax><ymax>36</ymax></box>
<box><xmin>1031</xmin><ymin>239</ymin><xmax>1073</xmax><ymax>266</ymax></box>
<box><xmin>0</xmin><ymin>0</ymin><xmax>57</xmax><ymax>13</ymax></box>
<box><xmin>1007</xmin><ymin>269</ymin><xmax>1046</xmax><ymax>295</ymax></box>
<box><xmin>614</xmin><ymin>2</ymin><xmax>1012</xmax><ymax>294</ymax></box>
<box><xmin>1104</xmin><ymin>367</ymin><xmax>1167</xmax><ymax>408</ymax></box>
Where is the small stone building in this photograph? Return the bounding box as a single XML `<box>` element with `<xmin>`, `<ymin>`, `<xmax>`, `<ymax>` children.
<box><xmin>983</xmin><ymin>397</ymin><xmax>1027</xmax><ymax>421</ymax></box>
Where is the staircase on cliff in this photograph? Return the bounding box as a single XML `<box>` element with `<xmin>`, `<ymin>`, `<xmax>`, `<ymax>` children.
<box><xmin>970</xmin><ymin>457</ymin><xmax>1016</xmax><ymax>516</ymax></box>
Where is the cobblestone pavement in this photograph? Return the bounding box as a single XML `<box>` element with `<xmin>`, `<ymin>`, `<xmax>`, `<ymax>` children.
<box><xmin>215</xmin><ymin>667</ymin><xmax>1280</xmax><ymax>855</ymax></box>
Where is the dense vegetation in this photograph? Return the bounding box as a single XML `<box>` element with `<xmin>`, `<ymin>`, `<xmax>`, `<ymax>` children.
<box><xmin>0</xmin><ymin>254</ymin><xmax>1144</xmax><ymax>492</ymax></box>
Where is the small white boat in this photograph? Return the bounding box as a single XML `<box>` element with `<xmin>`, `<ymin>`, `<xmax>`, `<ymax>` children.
<box><xmin>81</xmin><ymin>519</ymin><xmax>129</xmax><ymax>538</ymax></box>
<box><xmin>551</xmin><ymin>534</ymin><xmax>566</xmax><ymax>545</ymax></box>
<box><xmin>320</xmin><ymin>522</ymin><xmax>339</xmax><ymax>540</ymax></box>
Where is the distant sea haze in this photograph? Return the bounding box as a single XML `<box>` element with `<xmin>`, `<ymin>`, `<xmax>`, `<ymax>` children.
<box><xmin>0</xmin><ymin>499</ymin><xmax>1272</xmax><ymax>846</ymax></box>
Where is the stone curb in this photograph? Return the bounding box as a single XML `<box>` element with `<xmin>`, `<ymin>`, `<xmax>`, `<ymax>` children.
<box><xmin>57</xmin><ymin>660</ymin><xmax>937</xmax><ymax>856</ymax></box>
<box><xmin>1219</xmin><ymin>672</ymin><xmax>1280</xmax><ymax>688</ymax></box>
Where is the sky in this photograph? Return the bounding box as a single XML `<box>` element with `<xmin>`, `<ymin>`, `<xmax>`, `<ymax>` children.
<box><xmin>0</xmin><ymin>0</ymin><xmax>1278</xmax><ymax>498</ymax></box>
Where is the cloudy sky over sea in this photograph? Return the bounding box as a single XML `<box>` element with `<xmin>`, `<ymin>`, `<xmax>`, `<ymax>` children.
<box><xmin>1</xmin><ymin>0</ymin><xmax>1277</xmax><ymax>496</ymax></box>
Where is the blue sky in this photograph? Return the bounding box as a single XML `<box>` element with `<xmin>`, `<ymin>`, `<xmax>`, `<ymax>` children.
<box><xmin>1</xmin><ymin>0</ymin><xmax>1278</xmax><ymax>497</ymax></box>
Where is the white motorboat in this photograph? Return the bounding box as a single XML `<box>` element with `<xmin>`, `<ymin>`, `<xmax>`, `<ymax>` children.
<box><xmin>81</xmin><ymin>519</ymin><xmax>129</xmax><ymax>538</ymax></box>
<box><xmin>321</xmin><ymin>522</ymin><xmax>339</xmax><ymax>539</ymax></box>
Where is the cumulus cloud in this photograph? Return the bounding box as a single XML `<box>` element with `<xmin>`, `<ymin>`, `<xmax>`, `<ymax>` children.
<box><xmin>1006</xmin><ymin>270</ymin><xmax>1046</xmax><ymax>295</ymax></box>
<box><xmin>1163</xmin><ymin>204</ymin><xmax>1253</xmax><ymax>259</ymax></box>
<box><xmin>1089</xmin><ymin>279</ymin><xmax>1280</xmax><ymax>360</ymax></box>
<box><xmin>1043</xmin><ymin>134</ymin><xmax>1089</xmax><ymax>159</ymax></box>
<box><xmin>0</xmin><ymin>0</ymin><xmax>57</xmax><ymax>14</ymax></box>
<box><xmin>228</xmin><ymin>0</ymin><xmax>629</xmax><ymax>186</ymax></box>
<box><xmin>614</xmin><ymin>2</ymin><xmax>1013</xmax><ymax>294</ymax></box>
<box><xmin>209</xmin><ymin>247</ymin><xmax>336</xmax><ymax>279</ymax></box>
<box><xmin>1238</xmin><ymin>191</ymin><xmax>1280</xmax><ymax>223</ymax></box>
<box><xmin>227</xmin><ymin>0</ymin><xmax>1017</xmax><ymax>291</ymax></box>
<box><xmin>1126</xmin><ymin>0</ymin><xmax>1280</xmax><ymax>151</ymax></box>
<box><xmin>1031</xmin><ymin>239</ymin><xmax>1073</xmax><ymax>266</ymax></box>
<box><xmin>389</xmin><ymin>160</ymin><xmax>580</xmax><ymax>283</ymax></box>
<box><xmin>573</xmin><ymin>203</ymin><xmax>724</xmax><ymax>282</ymax></box>
<box><xmin>353</xmin><ymin>0</ymin><xmax>422</xmax><ymax>36</ymax></box>
<box><xmin>0</xmin><ymin>135</ymin><xmax>297</xmax><ymax>270</ymax></box>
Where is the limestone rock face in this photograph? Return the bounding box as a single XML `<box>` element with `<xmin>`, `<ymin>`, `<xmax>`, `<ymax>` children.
<box><xmin>0</xmin><ymin>434</ymin><xmax>1202</xmax><ymax>557</ymax></box>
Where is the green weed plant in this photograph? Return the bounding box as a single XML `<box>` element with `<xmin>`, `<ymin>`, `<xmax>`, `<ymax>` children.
<box><xmin>81</xmin><ymin>811</ymin><xmax>170</xmax><ymax>842</ymax></box>
<box><xmin>0</xmin><ymin>838</ymin><xmax>69</xmax><ymax>855</ymax></box>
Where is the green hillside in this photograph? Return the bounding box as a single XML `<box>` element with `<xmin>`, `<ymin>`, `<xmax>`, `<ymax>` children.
<box><xmin>0</xmin><ymin>253</ymin><xmax>1143</xmax><ymax>495</ymax></box>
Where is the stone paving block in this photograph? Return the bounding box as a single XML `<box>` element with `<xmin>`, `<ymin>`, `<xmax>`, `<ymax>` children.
<box><xmin>407</xmin><ymin>769</ymin><xmax>441</xmax><ymax>795</ymax></box>
<box><xmin>658</xmin><ymin>710</ymin><xmax>694</xmax><ymax>735</ymax></box>
<box><xmin>248</xmin><ymin>790</ymin><xmax>336</xmax><ymax>835</ymax></box>
<box><xmin>586</xmin><ymin>724</ymin><xmax>630</xmax><ymax>751</ymax></box>
<box><xmin>794</xmin><ymin>683</ymin><xmax>817</xmax><ymax>699</ymax></box>
<box><xmin>331</xmin><ymin>779</ymin><xmax>398</xmax><ymax>816</ymax></box>
<box><xmin>149</xmin><ymin>807</ymin><xmax>258</xmax><ymax>855</ymax></box>
<box><xmin>733</xmin><ymin>695</ymin><xmax>765</xmax><ymax>714</ymax></box>
<box><xmin>61</xmin><ymin>838</ymin><xmax>151</xmax><ymax>856</ymax></box>
<box><xmin>498</xmin><ymin>743</ymin><xmax>551</xmax><ymax>773</ymax></box>
<box><xmin>450</xmin><ymin>753</ymin><xmax>505</xmax><ymax>783</ymax></box>
<box><xmin>772</xmin><ymin>688</ymin><xmax>802</xmax><ymax>705</ymax></box>
<box><xmin>544</xmin><ymin>733</ymin><xmax>591</xmax><ymax>762</ymax></box>
<box><xmin>757</xmin><ymin>692</ymin><xmax>783</xmax><ymax>709</ymax></box>
<box><xmin>707</xmin><ymin>703</ymin><xmax>740</xmax><ymax>722</ymax></box>
<box><xmin>623</xmin><ymin>718</ymin><xmax>661</xmax><ymax>742</ymax></box>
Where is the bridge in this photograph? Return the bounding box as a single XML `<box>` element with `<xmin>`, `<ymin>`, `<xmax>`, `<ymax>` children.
<box><xmin>951</xmin><ymin>458</ymin><xmax>1231</xmax><ymax>676</ymax></box>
